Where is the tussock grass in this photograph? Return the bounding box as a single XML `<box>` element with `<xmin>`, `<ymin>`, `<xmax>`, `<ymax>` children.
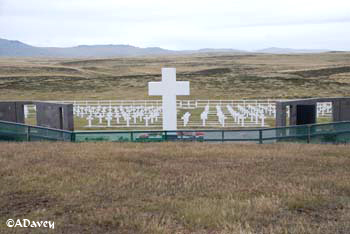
<box><xmin>0</xmin><ymin>142</ymin><xmax>350</xmax><ymax>233</ymax></box>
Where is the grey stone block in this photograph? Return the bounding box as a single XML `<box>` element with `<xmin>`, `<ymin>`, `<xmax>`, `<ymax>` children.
<box><xmin>0</xmin><ymin>101</ymin><xmax>74</xmax><ymax>131</ymax></box>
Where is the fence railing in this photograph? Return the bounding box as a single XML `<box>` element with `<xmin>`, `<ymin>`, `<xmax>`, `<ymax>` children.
<box><xmin>0</xmin><ymin>120</ymin><xmax>73</xmax><ymax>142</ymax></box>
<box><xmin>1</xmin><ymin>120</ymin><xmax>350</xmax><ymax>144</ymax></box>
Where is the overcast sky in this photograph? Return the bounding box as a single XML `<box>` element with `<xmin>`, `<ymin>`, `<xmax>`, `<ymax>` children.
<box><xmin>1</xmin><ymin>0</ymin><xmax>350</xmax><ymax>50</ymax></box>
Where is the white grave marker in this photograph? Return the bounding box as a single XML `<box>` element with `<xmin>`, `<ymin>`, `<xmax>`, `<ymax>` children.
<box><xmin>106</xmin><ymin>114</ymin><xmax>113</xmax><ymax>127</ymax></box>
<box><xmin>87</xmin><ymin>115</ymin><xmax>94</xmax><ymax>127</ymax></box>
<box><xmin>148</xmin><ymin>68</ymin><xmax>190</xmax><ymax>130</ymax></box>
<box><xmin>97</xmin><ymin>113</ymin><xmax>104</xmax><ymax>124</ymax></box>
<box><xmin>181</xmin><ymin>112</ymin><xmax>191</xmax><ymax>126</ymax></box>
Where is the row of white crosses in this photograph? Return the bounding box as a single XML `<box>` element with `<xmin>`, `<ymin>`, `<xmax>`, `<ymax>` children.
<box><xmin>227</xmin><ymin>105</ymin><xmax>245</xmax><ymax>126</ymax></box>
<box><xmin>74</xmin><ymin>105</ymin><xmax>162</xmax><ymax>127</ymax></box>
<box><xmin>254</xmin><ymin>103</ymin><xmax>276</xmax><ymax>117</ymax></box>
<box><xmin>197</xmin><ymin>104</ymin><xmax>267</xmax><ymax>127</ymax></box>
<box><xmin>75</xmin><ymin>102</ymin><xmax>271</xmax><ymax>128</ymax></box>
<box><xmin>244</xmin><ymin>105</ymin><xmax>266</xmax><ymax>126</ymax></box>
<box><xmin>236</xmin><ymin>104</ymin><xmax>266</xmax><ymax>127</ymax></box>
<box><xmin>73</xmin><ymin>102</ymin><xmax>333</xmax><ymax>129</ymax></box>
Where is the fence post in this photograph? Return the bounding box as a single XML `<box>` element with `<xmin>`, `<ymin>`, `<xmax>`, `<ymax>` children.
<box><xmin>222</xmin><ymin>130</ymin><xmax>224</xmax><ymax>143</ymax></box>
<box><xmin>130</xmin><ymin>132</ymin><xmax>134</xmax><ymax>142</ymax></box>
<box><xmin>27</xmin><ymin>126</ymin><xmax>31</xmax><ymax>141</ymax></box>
<box><xmin>70</xmin><ymin>132</ymin><xmax>75</xmax><ymax>142</ymax></box>
<box><xmin>164</xmin><ymin>131</ymin><xmax>167</xmax><ymax>141</ymax></box>
<box><xmin>259</xmin><ymin>129</ymin><xmax>263</xmax><ymax>144</ymax></box>
<box><xmin>307</xmin><ymin>125</ymin><xmax>311</xmax><ymax>144</ymax></box>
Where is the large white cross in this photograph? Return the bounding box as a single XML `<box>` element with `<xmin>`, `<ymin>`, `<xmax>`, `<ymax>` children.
<box><xmin>148</xmin><ymin>68</ymin><xmax>190</xmax><ymax>130</ymax></box>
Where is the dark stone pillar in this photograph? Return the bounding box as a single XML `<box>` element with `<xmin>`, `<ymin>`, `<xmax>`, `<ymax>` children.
<box><xmin>339</xmin><ymin>99</ymin><xmax>350</xmax><ymax>121</ymax></box>
<box><xmin>275</xmin><ymin>102</ymin><xmax>286</xmax><ymax>127</ymax></box>
<box><xmin>290</xmin><ymin>104</ymin><xmax>297</xmax><ymax>126</ymax></box>
<box><xmin>332</xmin><ymin>100</ymin><xmax>341</xmax><ymax>122</ymax></box>
<box><xmin>36</xmin><ymin>103</ymin><xmax>74</xmax><ymax>131</ymax></box>
<box><xmin>0</xmin><ymin>102</ymin><xmax>17</xmax><ymax>122</ymax></box>
<box><xmin>14</xmin><ymin>102</ymin><xmax>26</xmax><ymax>124</ymax></box>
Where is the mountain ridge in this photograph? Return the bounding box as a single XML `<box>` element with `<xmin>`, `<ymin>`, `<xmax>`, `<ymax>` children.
<box><xmin>0</xmin><ymin>38</ymin><xmax>335</xmax><ymax>57</ymax></box>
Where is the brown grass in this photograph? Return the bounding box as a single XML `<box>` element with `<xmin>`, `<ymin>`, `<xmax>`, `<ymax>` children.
<box><xmin>1</xmin><ymin>52</ymin><xmax>350</xmax><ymax>100</ymax></box>
<box><xmin>1</xmin><ymin>142</ymin><xmax>350</xmax><ymax>233</ymax></box>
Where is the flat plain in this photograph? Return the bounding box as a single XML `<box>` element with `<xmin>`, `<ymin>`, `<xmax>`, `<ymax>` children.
<box><xmin>1</xmin><ymin>52</ymin><xmax>350</xmax><ymax>100</ymax></box>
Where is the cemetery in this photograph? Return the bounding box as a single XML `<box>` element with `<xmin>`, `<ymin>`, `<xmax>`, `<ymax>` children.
<box><xmin>1</xmin><ymin>63</ymin><xmax>350</xmax><ymax>233</ymax></box>
<box><xmin>1</xmin><ymin>65</ymin><xmax>349</xmax><ymax>233</ymax></box>
<box><xmin>0</xmin><ymin>68</ymin><xmax>349</xmax><ymax>144</ymax></box>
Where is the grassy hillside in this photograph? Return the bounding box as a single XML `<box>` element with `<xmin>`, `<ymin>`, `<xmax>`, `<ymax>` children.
<box><xmin>1</xmin><ymin>52</ymin><xmax>350</xmax><ymax>100</ymax></box>
<box><xmin>0</xmin><ymin>142</ymin><xmax>349</xmax><ymax>233</ymax></box>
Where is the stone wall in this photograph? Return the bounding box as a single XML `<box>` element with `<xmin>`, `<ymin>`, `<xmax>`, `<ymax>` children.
<box><xmin>0</xmin><ymin>101</ymin><xmax>74</xmax><ymax>131</ymax></box>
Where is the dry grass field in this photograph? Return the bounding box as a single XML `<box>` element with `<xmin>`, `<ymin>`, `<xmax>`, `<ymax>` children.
<box><xmin>1</xmin><ymin>142</ymin><xmax>350</xmax><ymax>233</ymax></box>
<box><xmin>1</xmin><ymin>52</ymin><xmax>350</xmax><ymax>100</ymax></box>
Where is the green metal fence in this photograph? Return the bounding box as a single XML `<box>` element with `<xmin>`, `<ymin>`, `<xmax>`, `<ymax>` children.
<box><xmin>73</xmin><ymin>121</ymin><xmax>350</xmax><ymax>144</ymax></box>
<box><xmin>1</xmin><ymin>120</ymin><xmax>350</xmax><ymax>144</ymax></box>
<box><xmin>0</xmin><ymin>120</ymin><xmax>73</xmax><ymax>142</ymax></box>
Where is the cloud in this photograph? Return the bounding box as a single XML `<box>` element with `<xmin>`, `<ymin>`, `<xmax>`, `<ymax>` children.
<box><xmin>1</xmin><ymin>0</ymin><xmax>350</xmax><ymax>50</ymax></box>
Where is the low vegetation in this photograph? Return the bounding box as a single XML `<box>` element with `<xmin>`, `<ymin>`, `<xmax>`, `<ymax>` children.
<box><xmin>1</xmin><ymin>52</ymin><xmax>350</xmax><ymax>100</ymax></box>
<box><xmin>1</xmin><ymin>142</ymin><xmax>349</xmax><ymax>233</ymax></box>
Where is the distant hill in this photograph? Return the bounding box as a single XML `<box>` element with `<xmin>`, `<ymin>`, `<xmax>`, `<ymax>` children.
<box><xmin>256</xmin><ymin>47</ymin><xmax>330</xmax><ymax>54</ymax></box>
<box><xmin>0</xmin><ymin>38</ymin><xmax>333</xmax><ymax>57</ymax></box>
<box><xmin>0</xmin><ymin>39</ymin><xmax>178</xmax><ymax>57</ymax></box>
<box><xmin>0</xmin><ymin>38</ymin><xmax>52</xmax><ymax>56</ymax></box>
<box><xmin>44</xmin><ymin>44</ymin><xmax>175</xmax><ymax>57</ymax></box>
<box><xmin>194</xmin><ymin>48</ymin><xmax>246</xmax><ymax>53</ymax></box>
